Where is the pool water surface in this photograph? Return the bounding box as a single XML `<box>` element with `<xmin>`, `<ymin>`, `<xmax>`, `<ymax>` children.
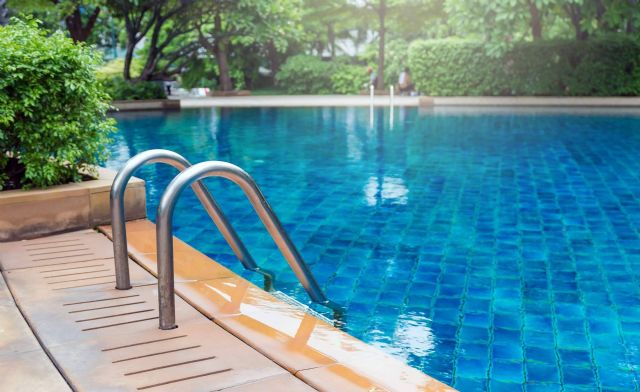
<box><xmin>108</xmin><ymin>107</ymin><xmax>640</xmax><ymax>391</ymax></box>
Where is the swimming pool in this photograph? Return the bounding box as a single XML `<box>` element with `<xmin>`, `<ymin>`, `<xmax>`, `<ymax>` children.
<box><xmin>108</xmin><ymin>107</ymin><xmax>640</xmax><ymax>391</ymax></box>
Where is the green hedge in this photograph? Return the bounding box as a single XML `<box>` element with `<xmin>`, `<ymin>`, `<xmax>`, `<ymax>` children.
<box><xmin>276</xmin><ymin>55</ymin><xmax>369</xmax><ymax>94</ymax></box>
<box><xmin>408</xmin><ymin>37</ymin><xmax>640</xmax><ymax>96</ymax></box>
<box><xmin>102</xmin><ymin>76</ymin><xmax>166</xmax><ymax>100</ymax></box>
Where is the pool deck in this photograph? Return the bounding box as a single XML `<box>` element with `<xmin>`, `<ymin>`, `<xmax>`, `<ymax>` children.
<box><xmin>176</xmin><ymin>95</ymin><xmax>640</xmax><ymax>108</ymax></box>
<box><xmin>0</xmin><ymin>221</ymin><xmax>455</xmax><ymax>391</ymax></box>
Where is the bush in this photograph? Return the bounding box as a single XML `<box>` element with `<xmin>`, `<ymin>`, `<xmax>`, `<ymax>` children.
<box><xmin>276</xmin><ymin>55</ymin><xmax>369</xmax><ymax>94</ymax></box>
<box><xmin>102</xmin><ymin>76</ymin><xmax>166</xmax><ymax>100</ymax></box>
<box><xmin>0</xmin><ymin>18</ymin><xmax>115</xmax><ymax>190</ymax></box>
<box><xmin>276</xmin><ymin>55</ymin><xmax>336</xmax><ymax>94</ymax></box>
<box><xmin>408</xmin><ymin>37</ymin><xmax>640</xmax><ymax>96</ymax></box>
<box><xmin>331</xmin><ymin>64</ymin><xmax>370</xmax><ymax>94</ymax></box>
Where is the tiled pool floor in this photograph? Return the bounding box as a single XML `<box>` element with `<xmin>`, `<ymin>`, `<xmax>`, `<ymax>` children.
<box><xmin>108</xmin><ymin>107</ymin><xmax>640</xmax><ymax>391</ymax></box>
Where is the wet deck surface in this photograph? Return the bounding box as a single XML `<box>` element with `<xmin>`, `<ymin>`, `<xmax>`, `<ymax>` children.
<box><xmin>0</xmin><ymin>230</ymin><xmax>313</xmax><ymax>391</ymax></box>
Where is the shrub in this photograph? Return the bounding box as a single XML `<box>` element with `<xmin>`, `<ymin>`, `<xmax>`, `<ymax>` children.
<box><xmin>408</xmin><ymin>37</ymin><xmax>640</xmax><ymax>96</ymax></box>
<box><xmin>331</xmin><ymin>64</ymin><xmax>370</xmax><ymax>94</ymax></box>
<box><xmin>102</xmin><ymin>76</ymin><xmax>166</xmax><ymax>100</ymax></box>
<box><xmin>408</xmin><ymin>39</ymin><xmax>507</xmax><ymax>96</ymax></box>
<box><xmin>276</xmin><ymin>55</ymin><xmax>369</xmax><ymax>94</ymax></box>
<box><xmin>384</xmin><ymin>39</ymin><xmax>410</xmax><ymax>87</ymax></box>
<box><xmin>0</xmin><ymin>18</ymin><xmax>115</xmax><ymax>190</ymax></box>
<box><xmin>276</xmin><ymin>55</ymin><xmax>336</xmax><ymax>94</ymax></box>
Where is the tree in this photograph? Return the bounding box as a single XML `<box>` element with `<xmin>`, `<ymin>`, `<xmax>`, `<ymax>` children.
<box><xmin>364</xmin><ymin>0</ymin><xmax>388</xmax><ymax>90</ymax></box>
<box><xmin>196</xmin><ymin>0</ymin><xmax>302</xmax><ymax>91</ymax></box>
<box><xmin>8</xmin><ymin>0</ymin><xmax>104</xmax><ymax>42</ymax></box>
<box><xmin>107</xmin><ymin>0</ymin><xmax>197</xmax><ymax>81</ymax></box>
<box><xmin>302</xmin><ymin>0</ymin><xmax>351</xmax><ymax>58</ymax></box>
<box><xmin>52</xmin><ymin>0</ymin><xmax>102</xmax><ymax>42</ymax></box>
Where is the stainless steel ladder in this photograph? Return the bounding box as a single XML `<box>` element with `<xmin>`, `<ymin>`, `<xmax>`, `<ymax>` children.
<box><xmin>110</xmin><ymin>150</ymin><xmax>341</xmax><ymax>330</ymax></box>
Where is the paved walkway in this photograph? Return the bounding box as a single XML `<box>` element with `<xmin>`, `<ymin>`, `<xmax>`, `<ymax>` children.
<box><xmin>0</xmin><ymin>226</ymin><xmax>454</xmax><ymax>391</ymax></box>
<box><xmin>0</xmin><ymin>230</ymin><xmax>313</xmax><ymax>391</ymax></box>
<box><xmin>0</xmin><ymin>270</ymin><xmax>70</xmax><ymax>391</ymax></box>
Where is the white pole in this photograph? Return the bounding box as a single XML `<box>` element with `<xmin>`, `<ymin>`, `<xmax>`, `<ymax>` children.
<box><xmin>369</xmin><ymin>84</ymin><xmax>375</xmax><ymax>107</ymax></box>
<box><xmin>389</xmin><ymin>86</ymin><xmax>394</xmax><ymax>130</ymax></box>
<box><xmin>369</xmin><ymin>84</ymin><xmax>375</xmax><ymax>129</ymax></box>
<box><xmin>390</xmin><ymin>85</ymin><xmax>394</xmax><ymax>107</ymax></box>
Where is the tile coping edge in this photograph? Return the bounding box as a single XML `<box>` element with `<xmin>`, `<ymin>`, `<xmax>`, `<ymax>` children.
<box><xmin>96</xmin><ymin>220</ymin><xmax>456</xmax><ymax>392</ymax></box>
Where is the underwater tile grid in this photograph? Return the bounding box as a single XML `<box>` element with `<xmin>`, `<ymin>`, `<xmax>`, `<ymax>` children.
<box><xmin>108</xmin><ymin>107</ymin><xmax>640</xmax><ymax>391</ymax></box>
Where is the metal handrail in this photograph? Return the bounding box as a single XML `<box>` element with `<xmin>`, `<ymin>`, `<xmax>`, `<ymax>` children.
<box><xmin>110</xmin><ymin>149</ymin><xmax>272</xmax><ymax>290</ymax></box>
<box><xmin>156</xmin><ymin>161</ymin><xmax>340</xmax><ymax>330</ymax></box>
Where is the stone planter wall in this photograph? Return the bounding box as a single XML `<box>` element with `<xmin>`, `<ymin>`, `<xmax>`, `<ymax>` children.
<box><xmin>0</xmin><ymin>167</ymin><xmax>146</xmax><ymax>241</ymax></box>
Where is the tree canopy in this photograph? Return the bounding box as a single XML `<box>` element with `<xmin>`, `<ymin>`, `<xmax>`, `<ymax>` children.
<box><xmin>5</xmin><ymin>0</ymin><xmax>640</xmax><ymax>91</ymax></box>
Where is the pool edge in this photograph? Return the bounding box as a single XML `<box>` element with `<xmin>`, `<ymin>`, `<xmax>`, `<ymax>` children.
<box><xmin>98</xmin><ymin>219</ymin><xmax>456</xmax><ymax>392</ymax></box>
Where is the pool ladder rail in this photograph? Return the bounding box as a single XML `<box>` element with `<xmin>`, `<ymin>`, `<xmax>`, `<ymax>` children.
<box><xmin>110</xmin><ymin>149</ymin><xmax>343</xmax><ymax>330</ymax></box>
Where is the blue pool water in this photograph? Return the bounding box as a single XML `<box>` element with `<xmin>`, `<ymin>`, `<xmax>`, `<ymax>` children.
<box><xmin>108</xmin><ymin>107</ymin><xmax>640</xmax><ymax>391</ymax></box>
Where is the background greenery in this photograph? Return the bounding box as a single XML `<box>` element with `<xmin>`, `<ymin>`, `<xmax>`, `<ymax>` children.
<box><xmin>408</xmin><ymin>36</ymin><xmax>640</xmax><ymax>96</ymax></box>
<box><xmin>2</xmin><ymin>0</ymin><xmax>640</xmax><ymax>97</ymax></box>
<box><xmin>0</xmin><ymin>18</ymin><xmax>114</xmax><ymax>189</ymax></box>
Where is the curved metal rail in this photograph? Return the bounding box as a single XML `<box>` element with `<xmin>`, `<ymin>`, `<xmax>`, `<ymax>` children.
<box><xmin>156</xmin><ymin>161</ymin><xmax>341</xmax><ymax>330</ymax></box>
<box><xmin>110</xmin><ymin>149</ymin><xmax>272</xmax><ymax>290</ymax></box>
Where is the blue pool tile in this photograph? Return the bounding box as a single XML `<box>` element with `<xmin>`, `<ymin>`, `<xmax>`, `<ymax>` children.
<box><xmin>526</xmin><ymin>347</ymin><xmax>557</xmax><ymax>365</ymax></box>
<box><xmin>110</xmin><ymin>107</ymin><xmax>640</xmax><ymax>390</ymax></box>
<box><xmin>526</xmin><ymin>362</ymin><xmax>560</xmax><ymax>383</ymax></box>
<box><xmin>454</xmin><ymin>377</ymin><xmax>487</xmax><ymax>391</ymax></box>
<box><xmin>492</xmin><ymin>344</ymin><xmax>524</xmax><ymax>362</ymax></box>
<box><xmin>491</xmin><ymin>360</ymin><xmax>524</xmax><ymax>383</ymax></box>
<box><xmin>561</xmin><ymin>365</ymin><xmax>596</xmax><ymax>385</ymax></box>
<box><xmin>456</xmin><ymin>357</ymin><xmax>489</xmax><ymax>379</ymax></box>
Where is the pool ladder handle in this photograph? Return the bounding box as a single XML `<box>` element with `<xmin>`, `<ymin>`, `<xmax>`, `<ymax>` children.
<box><xmin>110</xmin><ymin>149</ymin><xmax>274</xmax><ymax>292</ymax></box>
<box><xmin>110</xmin><ymin>151</ymin><xmax>342</xmax><ymax>330</ymax></box>
<box><xmin>155</xmin><ymin>161</ymin><xmax>343</xmax><ymax>330</ymax></box>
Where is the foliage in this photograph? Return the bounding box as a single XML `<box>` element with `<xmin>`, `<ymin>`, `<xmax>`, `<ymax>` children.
<box><xmin>408</xmin><ymin>36</ymin><xmax>640</xmax><ymax>96</ymax></box>
<box><xmin>196</xmin><ymin>0</ymin><xmax>304</xmax><ymax>91</ymax></box>
<box><xmin>276</xmin><ymin>55</ymin><xmax>336</xmax><ymax>93</ymax></box>
<box><xmin>0</xmin><ymin>18</ymin><xmax>114</xmax><ymax>189</ymax></box>
<box><xmin>276</xmin><ymin>55</ymin><xmax>369</xmax><ymax>94</ymax></box>
<box><xmin>383</xmin><ymin>39</ymin><xmax>410</xmax><ymax>86</ymax></box>
<box><xmin>96</xmin><ymin>57</ymin><xmax>143</xmax><ymax>80</ymax></box>
<box><xmin>331</xmin><ymin>63</ymin><xmax>369</xmax><ymax>94</ymax></box>
<box><xmin>179</xmin><ymin>58</ymin><xmax>218</xmax><ymax>90</ymax></box>
<box><xmin>102</xmin><ymin>76</ymin><xmax>166</xmax><ymax>100</ymax></box>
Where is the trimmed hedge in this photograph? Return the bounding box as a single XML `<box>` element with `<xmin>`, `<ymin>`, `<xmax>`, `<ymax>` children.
<box><xmin>102</xmin><ymin>76</ymin><xmax>166</xmax><ymax>100</ymax></box>
<box><xmin>408</xmin><ymin>37</ymin><xmax>640</xmax><ymax>96</ymax></box>
<box><xmin>276</xmin><ymin>55</ymin><xmax>369</xmax><ymax>94</ymax></box>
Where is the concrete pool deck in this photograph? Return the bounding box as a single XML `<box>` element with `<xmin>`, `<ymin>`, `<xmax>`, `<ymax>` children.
<box><xmin>0</xmin><ymin>222</ymin><xmax>455</xmax><ymax>391</ymax></box>
<box><xmin>176</xmin><ymin>95</ymin><xmax>640</xmax><ymax>109</ymax></box>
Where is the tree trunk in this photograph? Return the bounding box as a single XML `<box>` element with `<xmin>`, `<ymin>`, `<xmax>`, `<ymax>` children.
<box><xmin>0</xmin><ymin>0</ymin><xmax>8</xmax><ymax>26</ymax></box>
<box><xmin>213</xmin><ymin>14</ymin><xmax>232</xmax><ymax>91</ymax></box>
<box><xmin>328</xmin><ymin>23</ymin><xmax>335</xmax><ymax>59</ymax></box>
<box><xmin>123</xmin><ymin>41</ymin><xmax>135</xmax><ymax>80</ymax></box>
<box><xmin>594</xmin><ymin>0</ymin><xmax>607</xmax><ymax>29</ymax></box>
<box><xmin>65</xmin><ymin>6</ymin><xmax>100</xmax><ymax>42</ymax></box>
<box><xmin>527</xmin><ymin>0</ymin><xmax>542</xmax><ymax>40</ymax></box>
<box><xmin>565</xmin><ymin>4</ymin><xmax>588</xmax><ymax>40</ymax></box>
<box><xmin>376</xmin><ymin>0</ymin><xmax>385</xmax><ymax>90</ymax></box>
<box><xmin>138</xmin><ymin>49</ymin><xmax>159</xmax><ymax>81</ymax></box>
<box><xmin>266</xmin><ymin>41</ymin><xmax>281</xmax><ymax>83</ymax></box>
<box><xmin>215</xmin><ymin>39</ymin><xmax>233</xmax><ymax>91</ymax></box>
